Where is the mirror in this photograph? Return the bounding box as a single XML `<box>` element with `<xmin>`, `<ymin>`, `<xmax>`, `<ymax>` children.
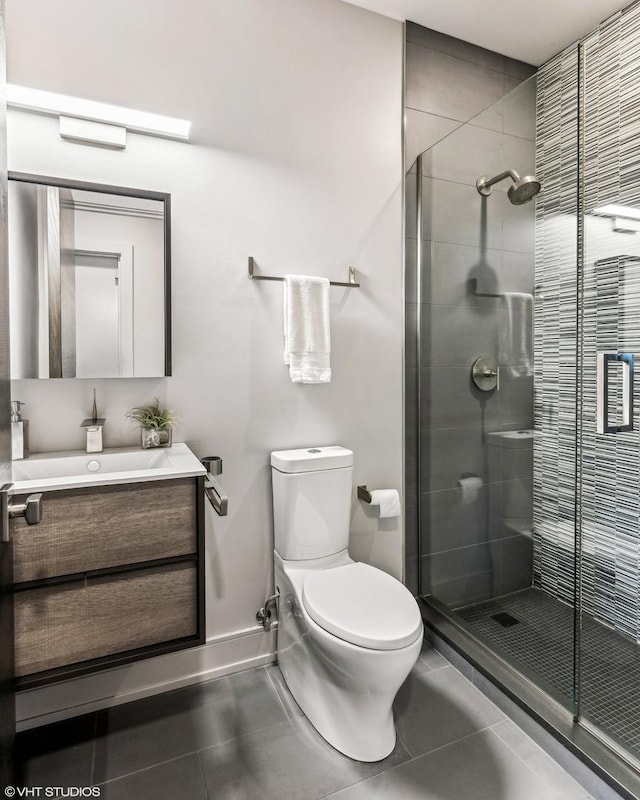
<box><xmin>8</xmin><ymin>173</ymin><xmax>171</xmax><ymax>379</ymax></box>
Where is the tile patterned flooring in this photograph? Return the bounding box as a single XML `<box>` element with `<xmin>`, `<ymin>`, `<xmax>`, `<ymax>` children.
<box><xmin>457</xmin><ymin>587</ymin><xmax>640</xmax><ymax>762</ymax></box>
<box><xmin>14</xmin><ymin>639</ymin><xmax>596</xmax><ymax>800</ymax></box>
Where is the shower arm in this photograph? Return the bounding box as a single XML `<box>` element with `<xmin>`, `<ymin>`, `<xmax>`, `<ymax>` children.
<box><xmin>477</xmin><ymin>170</ymin><xmax>520</xmax><ymax>192</ymax></box>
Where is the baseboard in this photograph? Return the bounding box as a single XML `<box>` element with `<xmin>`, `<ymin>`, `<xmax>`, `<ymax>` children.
<box><xmin>16</xmin><ymin>625</ymin><xmax>277</xmax><ymax>731</ymax></box>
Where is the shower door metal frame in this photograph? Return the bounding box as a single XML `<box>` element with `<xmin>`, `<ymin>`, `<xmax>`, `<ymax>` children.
<box><xmin>415</xmin><ymin>153</ymin><xmax>424</xmax><ymax>598</ymax></box>
<box><xmin>573</xmin><ymin>35</ymin><xmax>640</xmax><ymax>775</ymax></box>
<box><xmin>572</xmin><ymin>37</ymin><xmax>585</xmax><ymax>727</ymax></box>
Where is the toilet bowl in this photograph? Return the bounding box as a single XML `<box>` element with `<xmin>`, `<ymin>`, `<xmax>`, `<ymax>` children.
<box><xmin>271</xmin><ymin>446</ymin><xmax>423</xmax><ymax>762</ymax></box>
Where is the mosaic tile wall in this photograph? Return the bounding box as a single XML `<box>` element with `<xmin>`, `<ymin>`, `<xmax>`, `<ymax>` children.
<box><xmin>535</xmin><ymin>1</ymin><xmax>640</xmax><ymax>639</ymax></box>
<box><xmin>532</xmin><ymin>45</ymin><xmax>579</xmax><ymax>608</ymax></box>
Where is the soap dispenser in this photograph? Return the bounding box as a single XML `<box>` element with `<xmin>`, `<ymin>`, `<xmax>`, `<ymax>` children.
<box><xmin>81</xmin><ymin>389</ymin><xmax>105</xmax><ymax>454</ymax></box>
<box><xmin>10</xmin><ymin>400</ymin><xmax>29</xmax><ymax>460</ymax></box>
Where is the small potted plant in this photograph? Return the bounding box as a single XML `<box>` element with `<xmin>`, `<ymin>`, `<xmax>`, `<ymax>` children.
<box><xmin>127</xmin><ymin>399</ymin><xmax>179</xmax><ymax>449</ymax></box>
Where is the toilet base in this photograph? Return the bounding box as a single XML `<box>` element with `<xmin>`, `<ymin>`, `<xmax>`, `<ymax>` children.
<box><xmin>275</xmin><ymin>553</ymin><xmax>422</xmax><ymax>762</ymax></box>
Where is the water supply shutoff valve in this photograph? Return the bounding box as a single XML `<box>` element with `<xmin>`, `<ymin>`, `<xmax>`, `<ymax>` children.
<box><xmin>257</xmin><ymin>590</ymin><xmax>280</xmax><ymax>632</ymax></box>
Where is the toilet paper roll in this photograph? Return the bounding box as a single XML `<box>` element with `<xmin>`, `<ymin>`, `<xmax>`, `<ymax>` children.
<box><xmin>369</xmin><ymin>489</ymin><xmax>401</xmax><ymax>519</ymax></box>
<box><xmin>458</xmin><ymin>476</ymin><xmax>482</xmax><ymax>505</ymax></box>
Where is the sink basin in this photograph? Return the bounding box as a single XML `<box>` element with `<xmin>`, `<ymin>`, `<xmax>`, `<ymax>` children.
<box><xmin>10</xmin><ymin>442</ymin><xmax>207</xmax><ymax>493</ymax></box>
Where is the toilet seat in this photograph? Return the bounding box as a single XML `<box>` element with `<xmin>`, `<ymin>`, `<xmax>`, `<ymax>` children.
<box><xmin>302</xmin><ymin>562</ymin><xmax>423</xmax><ymax>651</ymax></box>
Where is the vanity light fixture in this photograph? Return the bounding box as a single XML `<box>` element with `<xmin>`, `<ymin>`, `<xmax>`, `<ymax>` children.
<box><xmin>58</xmin><ymin>116</ymin><xmax>127</xmax><ymax>149</ymax></box>
<box><xmin>6</xmin><ymin>84</ymin><xmax>191</xmax><ymax>145</ymax></box>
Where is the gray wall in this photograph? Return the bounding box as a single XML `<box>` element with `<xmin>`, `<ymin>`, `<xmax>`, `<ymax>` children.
<box><xmin>405</xmin><ymin>23</ymin><xmax>535</xmax><ymax>171</ymax></box>
<box><xmin>404</xmin><ymin>21</ymin><xmax>536</xmax><ymax>603</ymax></box>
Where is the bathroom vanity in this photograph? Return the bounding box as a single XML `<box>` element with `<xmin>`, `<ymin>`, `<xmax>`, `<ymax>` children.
<box><xmin>9</xmin><ymin>444</ymin><xmax>206</xmax><ymax>688</ymax></box>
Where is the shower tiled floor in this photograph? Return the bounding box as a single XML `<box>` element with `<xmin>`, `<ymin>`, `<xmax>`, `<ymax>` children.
<box><xmin>13</xmin><ymin>638</ymin><xmax>596</xmax><ymax>800</ymax></box>
<box><xmin>456</xmin><ymin>587</ymin><xmax>640</xmax><ymax>764</ymax></box>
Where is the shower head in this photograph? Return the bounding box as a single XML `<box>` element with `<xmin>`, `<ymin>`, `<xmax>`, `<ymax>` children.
<box><xmin>508</xmin><ymin>175</ymin><xmax>541</xmax><ymax>205</ymax></box>
<box><xmin>476</xmin><ymin>170</ymin><xmax>541</xmax><ymax>205</ymax></box>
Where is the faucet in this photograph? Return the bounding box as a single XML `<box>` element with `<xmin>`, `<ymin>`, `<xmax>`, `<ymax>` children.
<box><xmin>80</xmin><ymin>389</ymin><xmax>106</xmax><ymax>453</ymax></box>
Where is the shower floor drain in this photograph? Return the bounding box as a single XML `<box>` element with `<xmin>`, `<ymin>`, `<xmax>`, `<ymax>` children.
<box><xmin>491</xmin><ymin>612</ymin><xmax>520</xmax><ymax>627</ymax></box>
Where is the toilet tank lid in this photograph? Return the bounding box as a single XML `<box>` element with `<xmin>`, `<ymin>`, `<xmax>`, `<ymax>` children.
<box><xmin>271</xmin><ymin>446</ymin><xmax>354</xmax><ymax>473</ymax></box>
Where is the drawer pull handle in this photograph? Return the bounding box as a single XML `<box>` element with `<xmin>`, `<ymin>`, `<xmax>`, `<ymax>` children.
<box><xmin>9</xmin><ymin>492</ymin><xmax>43</xmax><ymax>525</ymax></box>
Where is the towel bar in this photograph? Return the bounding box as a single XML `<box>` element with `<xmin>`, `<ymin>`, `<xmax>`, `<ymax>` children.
<box><xmin>200</xmin><ymin>456</ymin><xmax>228</xmax><ymax>516</ymax></box>
<box><xmin>205</xmin><ymin>476</ymin><xmax>228</xmax><ymax>516</ymax></box>
<box><xmin>468</xmin><ymin>278</ymin><xmax>503</xmax><ymax>299</ymax></box>
<box><xmin>248</xmin><ymin>256</ymin><xmax>360</xmax><ymax>287</ymax></box>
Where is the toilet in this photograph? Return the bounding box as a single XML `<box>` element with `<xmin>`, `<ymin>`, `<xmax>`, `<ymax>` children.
<box><xmin>271</xmin><ymin>445</ymin><xmax>423</xmax><ymax>762</ymax></box>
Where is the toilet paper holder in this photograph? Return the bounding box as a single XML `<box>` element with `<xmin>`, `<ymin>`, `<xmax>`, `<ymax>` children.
<box><xmin>357</xmin><ymin>485</ymin><xmax>372</xmax><ymax>503</ymax></box>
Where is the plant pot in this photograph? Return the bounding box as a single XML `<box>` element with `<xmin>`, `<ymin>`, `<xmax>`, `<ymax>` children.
<box><xmin>141</xmin><ymin>427</ymin><xmax>172</xmax><ymax>449</ymax></box>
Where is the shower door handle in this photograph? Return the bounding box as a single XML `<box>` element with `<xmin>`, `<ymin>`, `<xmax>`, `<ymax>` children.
<box><xmin>597</xmin><ymin>352</ymin><xmax>634</xmax><ymax>434</ymax></box>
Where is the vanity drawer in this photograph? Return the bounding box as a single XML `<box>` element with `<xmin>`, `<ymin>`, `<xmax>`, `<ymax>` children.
<box><xmin>13</xmin><ymin>478</ymin><xmax>196</xmax><ymax>583</ymax></box>
<box><xmin>15</xmin><ymin>562</ymin><xmax>197</xmax><ymax>677</ymax></box>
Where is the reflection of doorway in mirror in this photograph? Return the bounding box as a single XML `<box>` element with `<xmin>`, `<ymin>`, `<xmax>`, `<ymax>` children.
<box><xmin>7</xmin><ymin>177</ymin><xmax>168</xmax><ymax>379</ymax></box>
<box><xmin>72</xmin><ymin>242</ymin><xmax>134</xmax><ymax>378</ymax></box>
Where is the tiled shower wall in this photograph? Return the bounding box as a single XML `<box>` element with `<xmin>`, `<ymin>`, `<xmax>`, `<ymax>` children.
<box><xmin>531</xmin><ymin>47</ymin><xmax>579</xmax><ymax>612</ymax></box>
<box><xmin>404</xmin><ymin>21</ymin><xmax>536</xmax><ymax>600</ymax></box>
<box><xmin>535</xmin><ymin>0</ymin><xmax>640</xmax><ymax>640</ymax></box>
<box><xmin>404</xmin><ymin>24</ymin><xmax>535</xmax><ymax>171</ymax></box>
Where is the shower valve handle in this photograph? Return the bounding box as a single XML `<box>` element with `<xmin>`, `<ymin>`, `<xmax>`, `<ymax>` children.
<box><xmin>471</xmin><ymin>355</ymin><xmax>500</xmax><ymax>392</ymax></box>
<box><xmin>482</xmin><ymin>367</ymin><xmax>500</xmax><ymax>391</ymax></box>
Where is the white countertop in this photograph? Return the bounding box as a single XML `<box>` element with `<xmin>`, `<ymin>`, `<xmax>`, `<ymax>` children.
<box><xmin>10</xmin><ymin>442</ymin><xmax>207</xmax><ymax>494</ymax></box>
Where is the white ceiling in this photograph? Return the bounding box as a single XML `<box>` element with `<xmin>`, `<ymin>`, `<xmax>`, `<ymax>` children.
<box><xmin>340</xmin><ymin>0</ymin><xmax>629</xmax><ymax>65</ymax></box>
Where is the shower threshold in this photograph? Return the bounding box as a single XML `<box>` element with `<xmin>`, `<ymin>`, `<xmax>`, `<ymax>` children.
<box><xmin>420</xmin><ymin>591</ymin><xmax>640</xmax><ymax>800</ymax></box>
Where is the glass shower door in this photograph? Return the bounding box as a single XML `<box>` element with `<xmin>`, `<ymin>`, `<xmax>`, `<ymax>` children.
<box><xmin>407</xmin><ymin>7</ymin><xmax>640</xmax><ymax>777</ymax></box>
<box><xmin>576</xmin><ymin>244</ymin><xmax>640</xmax><ymax>764</ymax></box>
<box><xmin>411</xmin><ymin>60</ymin><xmax>581</xmax><ymax>718</ymax></box>
<box><xmin>576</xmin><ymin>19</ymin><xmax>640</xmax><ymax>761</ymax></box>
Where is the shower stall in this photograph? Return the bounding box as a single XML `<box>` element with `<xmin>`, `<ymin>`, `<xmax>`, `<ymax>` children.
<box><xmin>406</xmin><ymin>9</ymin><xmax>640</xmax><ymax>794</ymax></box>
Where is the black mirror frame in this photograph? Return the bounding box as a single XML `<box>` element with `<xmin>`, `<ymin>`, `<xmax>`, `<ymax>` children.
<box><xmin>8</xmin><ymin>171</ymin><xmax>172</xmax><ymax>377</ymax></box>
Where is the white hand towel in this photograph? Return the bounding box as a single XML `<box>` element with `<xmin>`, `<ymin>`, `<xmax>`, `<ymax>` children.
<box><xmin>500</xmin><ymin>291</ymin><xmax>533</xmax><ymax>378</ymax></box>
<box><xmin>283</xmin><ymin>274</ymin><xmax>331</xmax><ymax>384</ymax></box>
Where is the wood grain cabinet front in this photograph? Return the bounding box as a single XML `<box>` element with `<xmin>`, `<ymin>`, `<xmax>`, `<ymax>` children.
<box><xmin>13</xmin><ymin>476</ymin><xmax>205</xmax><ymax>687</ymax></box>
<box><xmin>15</xmin><ymin>563</ymin><xmax>197</xmax><ymax>677</ymax></box>
<box><xmin>12</xmin><ymin>478</ymin><xmax>197</xmax><ymax>583</ymax></box>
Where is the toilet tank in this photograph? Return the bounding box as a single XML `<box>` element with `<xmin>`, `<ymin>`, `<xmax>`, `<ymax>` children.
<box><xmin>271</xmin><ymin>446</ymin><xmax>354</xmax><ymax>560</ymax></box>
